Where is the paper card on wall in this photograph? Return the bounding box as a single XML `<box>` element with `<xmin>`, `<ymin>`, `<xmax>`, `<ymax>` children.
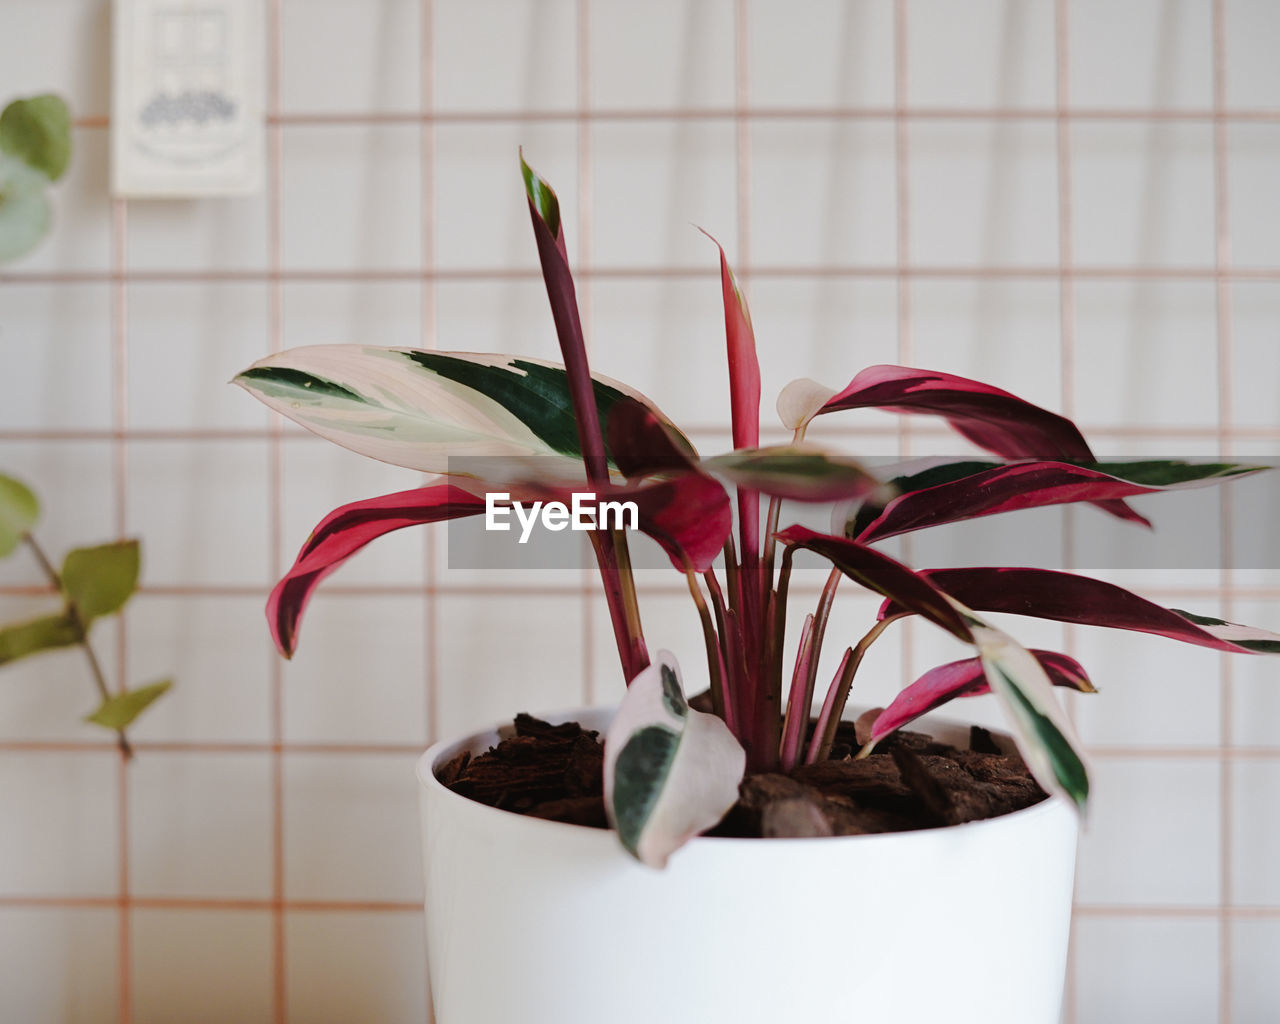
<box><xmin>111</xmin><ymin>0</ymin><xmax>264</xmax><ymax>197</ymax></box>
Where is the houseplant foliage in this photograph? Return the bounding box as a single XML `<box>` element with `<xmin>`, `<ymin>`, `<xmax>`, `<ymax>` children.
<box><xmin>0</xmin><ymin>94</ymin><xmax>71</xmax><ymax>263</ymax></box>
<box><xmin>0</xmin><ymin>473</ymin><xmax>170</xmax><ymax>754</ymax></box>
<box><xmin>0</xmin><ymin>98</ymin><xmax>166</xmax><ymax>748</ymax></box>
<box><xmin>237</xmin><ymin>157</ymin><xmax>1280</xmax><ymax>868</ymax></box>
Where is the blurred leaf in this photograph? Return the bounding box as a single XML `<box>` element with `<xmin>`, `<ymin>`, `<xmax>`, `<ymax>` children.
<box><xmin>0</xmin><ymin>473</ymin><xmax>39</xmax><ymax>558</ymax></box>
<box><xmin>85</xmin><ymin>679</ymin><xmax>171</xmax><ymax>730</ymax></box>
<box><xmin>0</xmin><ymin>94</ymin><xmax>71</xmax><ymax>181</ymax></box>
<box><xmin>62</xmin><ymin>540</ymin><xmax>140</xmax><ymax>623</ymax></box>
<box><xmin>0</xmin><ymin>153</ymin><xmax>52</xmax><ymax>263</ymax></box>
<box><xmin>0</xmin><ymin>612</ymin><xmax>79</xmax><ymax>666</ymax></box>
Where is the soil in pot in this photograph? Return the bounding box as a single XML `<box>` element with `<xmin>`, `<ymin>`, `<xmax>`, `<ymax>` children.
<box><xmin>437</xmin><ymin>711</ymin><xmax>1049</xmax><ymax>839</ymax></box>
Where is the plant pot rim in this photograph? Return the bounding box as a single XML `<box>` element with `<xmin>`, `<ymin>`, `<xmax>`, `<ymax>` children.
<box><xmin>416</xmin><ymin>703</ymin><xmax>1075</xmax><ymax>851</ymax></box>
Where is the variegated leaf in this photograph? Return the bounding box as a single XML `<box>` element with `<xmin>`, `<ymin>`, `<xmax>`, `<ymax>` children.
<box><xmin>235</xmin><ymin>345</ymin><xmax>691</xmax><ymax>479</ymax></box>
<box><xmin>778</xmin><ymin>364</ymin><xmax>1148</xmax><ymax>525</ymax></box>
<box><xmin>851</xmin><ymin>458</ymin><xmax>1266</xmax><ymax>542</ymax></box>
<box><xmin>963</xmin><ymin>613</ymin><xmax>1092</xmax><ymax>812</ymax></box>
<box><xmin>703</xmin><ymin>447</ymin><xmax>886</xmax><ymax>503</ymax></box>
<box><xmin>604</xmin><ymin>651</ymin><xmax>745</xmax><ymax>868</ymax></box>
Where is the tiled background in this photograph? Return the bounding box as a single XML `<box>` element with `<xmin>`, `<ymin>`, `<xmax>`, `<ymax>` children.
<box><xmin>2</xmin><ymin>1</ymin><xmax>1279</xmax><ymax>1021</ymax></box>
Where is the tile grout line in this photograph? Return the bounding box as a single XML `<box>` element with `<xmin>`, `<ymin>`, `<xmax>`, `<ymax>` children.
<box><xmin>10</xmin><ymin>263</ymin><xmax>1280</xmax><ymax>286</ymax></box>
<box><xmin>110</xmin><ymin>190</ymin><xmax>132</xmax><ymax>1024</ymax></box>
<box><xmin>266</xmin><ymin>0</ymin><xmax>287</xmax><ymax>1019</ymax></box>
<box><xmin>1052</xmin><ymin>2</ymin><xmax>1080</xmax><ymax>1020</ymax></box>
<box><xmin>66</xmin><ymin>104</ymin><xmax>1280</xmax><ymax>130</ymax></box>
<box><xmin>1211</xmin><ymin>1</ymin><xmax>1237</xmax><ymax>1020</ymax></box>
<box><xmin>893</xmin><ymin>0</ymin><xmax>917</xmax><ymax>690</ymax></box>
<box><xmin>577</xmin><ymin>0</ymin><xmax>597</xmax><ymax>706</ymax></box>
<box><xmin>420</xmin><ymin>1</ymin><xmax>438</xmax><ymax>1020</ymax></box>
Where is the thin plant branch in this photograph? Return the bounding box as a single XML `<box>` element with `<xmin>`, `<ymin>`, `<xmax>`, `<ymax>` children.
<box><xmin>22</xmin><ymin>533</ymin><xmax>133</xmax><ymax>759</ymax></box>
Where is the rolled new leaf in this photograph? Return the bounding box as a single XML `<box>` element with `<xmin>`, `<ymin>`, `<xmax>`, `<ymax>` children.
<box><xmin>778</xmin><ymin>365</ymin><xmax>1148</xmax><ymax>525</ymax></box>
<box><xmin>0</xmin><ymin>473</ymin><xmax>39</xmax><ymax>558</ymax></box>
<box><xmin>853</xmin><ymin>459</ymin><xmax>1266</xmax><ymax>543</ymax></box>
<box><xmin>869</xmin><ymin>649</ymin><xmax>1095</xmax><ymax>747</ymax></box>
<box><xmin>879</xmin><ymin>566</ymin><xmax>1280</xmax><ymax>655</ymax></box>
<box><xmin>604</xmin><ymin>651</ymin><xmax>745</xmax><ymax>868</ymax></box>
<box><xmin>235</xmin><ymin>346</ymin><xmax>691</xmax><ymax>479</ymax></box>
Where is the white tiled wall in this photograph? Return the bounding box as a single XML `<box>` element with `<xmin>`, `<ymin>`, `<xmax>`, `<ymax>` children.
<box><xmin>1</xmin><ymin>2</ymin><xmax>1279</xmax><ymax>1023</ymax></box>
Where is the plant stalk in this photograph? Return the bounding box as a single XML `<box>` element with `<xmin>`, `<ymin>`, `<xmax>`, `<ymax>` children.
<box><xmin>22</xmin><ymin>533</ymin><xmax>133</xmax><ymax>759</ymax></box>
<box><xmin>806</xmin><ymin>614</ymin><xmax>901</xmax><ymax>764</ymax></box>
<box><xmin>684</xmin><ymin>567</ymin><xmax>731</xmax><ymax>731</ymax></box>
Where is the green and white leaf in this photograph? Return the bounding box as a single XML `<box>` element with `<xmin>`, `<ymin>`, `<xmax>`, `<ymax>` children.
<box><xmin>1173</xmin><ymin>609</ymin><xmax>1280</xmax><ymax>653</ymax></box>
<box><xmin>0</xmin><ymin>94</ymin><xmax>71</xmax><ymax>181</ymax></box>
<box><xmin>62</xmin><ymin>540</ymin><xmax>140</xmax><ymax>623</ymax></box>
<box><xmin>604</xmin><ymin>651</ymin><xmax>745</xmax><ymax>868</ymax></box>
<box><xmin>85</xmin><ymin>679</ymin><xmax>171</xmax><ymax>730</ymax></box>
<box><xmin>0</xmin><ymin>472</ymin><xmax>39</xmax><ymax>558</ymax></box>
<box><xmin>702</xmin><ymin>447</ymin><xmax>888</xmax><ymax>503</ymax></box>
<box><xmin>964</xmin><ymin>610</ymin><xmax>1091</xmax><ymax>812</ymax></box>
<box><xmin>0</xmin><ymin>152</ymin><xmax>52</xmax><ymax>263</ymax></box>
<box><xmin>235</xmin><ymin>345</ymin><xmax>691</xmax><ymax>480</ymax></box>
<box><xmin>0</xmin><ymin>612</ymin><xmax>80</xmax><ymax>666</ymax></box>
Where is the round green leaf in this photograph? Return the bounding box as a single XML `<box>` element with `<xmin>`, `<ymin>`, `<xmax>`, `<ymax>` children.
<box><xmin>62</xmin><ymin>540</ymin><xmax>141</xmax><ymax>623</ymax></box>
<box><xmin>0</xmin><ymin>472</ymin><xmax>40</xmax><ymax>558</ymax></box>
<box><xmin>0</xmin><ymin>153</ymin><xmax>52</xmax><ymax>263</ymax></box>
<box><xmin>0</xmin><ymin>94</ymin><xmax>72</xmax><ymax>181</ymax></box>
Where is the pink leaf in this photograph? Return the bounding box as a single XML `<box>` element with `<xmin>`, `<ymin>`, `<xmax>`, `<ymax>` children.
<box><xmin>268</xmin><ymin>485</ymin><xmax>486</xmax><ymax>657</ymax></box>
<box><xmin>811</xmin><ymin>365</ymin><xmax>1149</xmax><ymax>526</ymax></box>
<box><xmin>869</xmin><ymin>650</ymin><xmax>1095</xmax><ymax>745</ymax></box>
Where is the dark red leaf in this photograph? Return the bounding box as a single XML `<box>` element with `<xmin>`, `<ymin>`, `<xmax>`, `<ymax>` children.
<box><xmin>879</xmin><ymin>566</ymin><xmax>1280</xmax><ymax>655</ymax></box>
<box><xmin>775</xmin><ymin>526</ymin><xmax>974</xmax><ymax>642</ymax></box>
<box><xmin>856</xmin><ymin>460</ymin><xmax>1233</xmax><ymax>542</ymax></box>
<box><xmin>812</xmin><ymin>365</ymin><xmax>1149</xmax><ymax>526</ymax></box>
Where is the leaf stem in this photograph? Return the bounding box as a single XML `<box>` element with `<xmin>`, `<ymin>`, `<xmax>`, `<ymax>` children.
<box><xmin>22</xmin><ymin>533</ymin><xmax>132</xmax><ymax>759</ymax></box>
<box><xmin>806</xmin><ymin>614</ymin><xmax>902</xmax><ymax>764</ymax></box>
<box><xmin>684</xmin><ymin>566</ymin><xmax>731</xmax><ymax>732</ymax></box>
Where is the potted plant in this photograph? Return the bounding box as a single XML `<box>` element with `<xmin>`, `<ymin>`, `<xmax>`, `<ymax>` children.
<box><xmin>234</xmin><ymin>159</ymin><xmax>1279</xmax><ymax>1024</ymax></box>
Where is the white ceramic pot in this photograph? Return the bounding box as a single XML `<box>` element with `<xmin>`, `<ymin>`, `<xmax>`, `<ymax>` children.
<box><xmin>417</xmin><ymin>707</ymin><xmax>1078</xmax><ymax>1024</ymax></box>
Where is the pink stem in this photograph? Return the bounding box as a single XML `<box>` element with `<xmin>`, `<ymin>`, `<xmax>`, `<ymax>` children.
<box><xmin>779</xmin><ymin>613</ymin><xmax>816</xmax><ymax>772</ymax></box>
<box><xmin>805</xmin><ymin>648</ymin><xmax>855</xmax><ymax>764</ymax></box>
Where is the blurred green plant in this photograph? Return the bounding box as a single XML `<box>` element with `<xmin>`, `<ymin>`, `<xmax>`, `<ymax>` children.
<box><xmin>0</xmin><ymin>473</ymin><xmax>170</xmax><ymax>756</ymax></box>
<box><xmin>0</xmin><ymin>93</ymin><xmax>71</xmax><ymax>263</ymax></box>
